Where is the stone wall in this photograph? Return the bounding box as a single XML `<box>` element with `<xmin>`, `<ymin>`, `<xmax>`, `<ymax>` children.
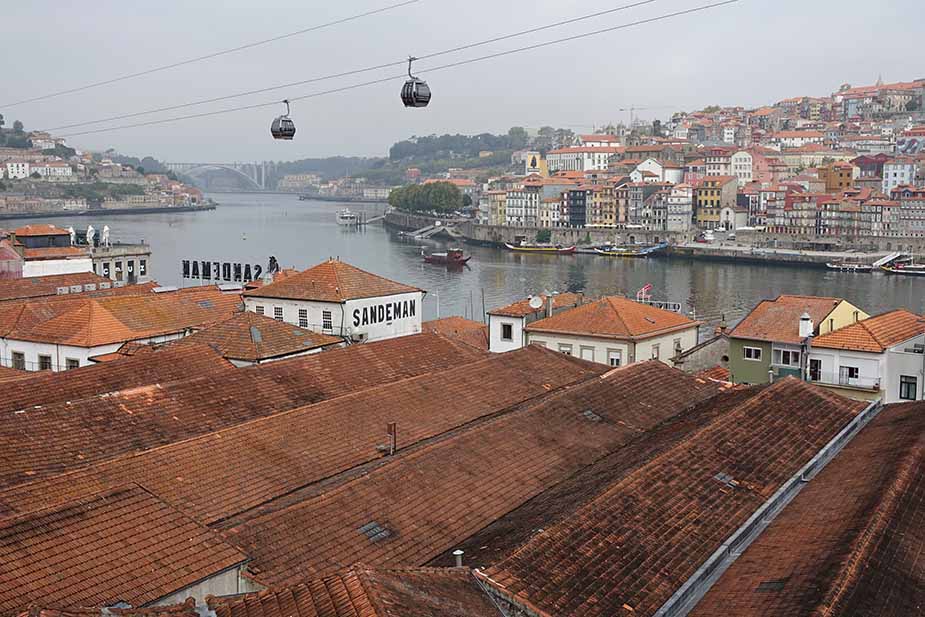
<box><xmin>458</xmin><ymin>222</ymin><xmax>694</xmax><ymax>247</ymax></box>
<box><xmin>737</xmin><ymin>229</ymin><xmax>925</xmax><ymax>253</ymax></box>
<box><xmin>383</xmin><ymin>210</ymin><xmax>466</xmax><ymax>232</ymax></box>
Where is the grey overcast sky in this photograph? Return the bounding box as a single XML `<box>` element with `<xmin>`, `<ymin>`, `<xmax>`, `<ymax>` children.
<box><xmin>3</xmin><ymin>0</ymin><xmax>923</xmax><ymax>162</ymax></box>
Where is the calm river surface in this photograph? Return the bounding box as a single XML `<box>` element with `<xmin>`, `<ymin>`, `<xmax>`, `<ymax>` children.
<box><xmin>25</xmin><ymin>192</ymin><xmax>925</xmax><ymax>326</ymax></box>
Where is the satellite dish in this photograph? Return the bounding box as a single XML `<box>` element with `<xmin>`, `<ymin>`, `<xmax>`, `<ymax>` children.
<box><xmin>528</xmin><ymin>296</ymin><xmax>544</xmax><ymax>310</ymax></box>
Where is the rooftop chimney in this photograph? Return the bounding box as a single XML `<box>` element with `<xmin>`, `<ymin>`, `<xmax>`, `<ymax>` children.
<box><xmin>545</xmin><ymin>295</ymin><xmax>554</xmax><ymax>318</ymax></box>
<box><xmin>453</xmin><ymin>549</ymin><xmax>464</xmax><ymax>567</ymax></box>
<box><xmin>799</xmin><ymin>312</ymin><xmax>813</xmax><ymax>339</ymax></box>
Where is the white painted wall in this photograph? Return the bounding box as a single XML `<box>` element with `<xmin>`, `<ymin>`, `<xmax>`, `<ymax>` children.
<box><xmin>0</xmin><ymin>331</ymin><xmax>187</xmax><ymax>372</ymax></box>
<box><xmin>244</xmin><ymin>291</ymin><xmax>423</xmax><ymax>343</ymax></box>
<box><xmin>488</xmin><ymin>314</ymin><xmax>526</xmax><ymax>353</ymax></box>
<box><xmin>526</xmin><ymin>326</ymin><xmax>698</xmax><ymax>367</ymax></box>
<box><xmin>154</xmin><ymin>565</ymin><xmax>262</xmax><ymax>607</ymax></box>
<box><xmin>22</xmin><ymin>257</ymin><xmax>93</xmax><ymax>278</ymax></box>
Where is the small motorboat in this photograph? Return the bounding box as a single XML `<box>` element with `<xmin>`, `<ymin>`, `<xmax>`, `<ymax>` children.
<box><xmin>504</xmin><ymin>242</ymin><xmax>576</xmax><ymax>254</ymax></box>
<box><xmin>595</xmin><ymin>242</ymin><xmax>668</xmax><ymax>258</ymax></box>
<box><xmin>423</xmin><ymin>248</ymin><xmax>471</xmax><ymax>266</ymax></box>
<box><xmin>881</xmin><ymin>262</ymin><xmax>925</xmax><ymax>276</ymax></box>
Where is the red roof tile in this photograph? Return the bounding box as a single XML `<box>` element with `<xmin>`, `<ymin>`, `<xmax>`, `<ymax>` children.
<box><xmin>691</xmin><ymin>401</ymin><xmax>925</xmax><ymax>617</ymax></box>
<box><xmin>812</xmin><ymin>309</ymin><xmax>925</xmax><ymax>353</ymax></box>
<box><xmin>208</xmin><ymin>567</ymin><xmax>499</xmax><ymax>617</ymax></box>
<box><xmin>697</xmin><ymin>365</ymin><xmax>731</xmax><ymax>382</ymax></box>
<box><xmin>221</xmin><ymin>362</ymin><xmax>730</xmax><ymax>585</ymax></box>
<box><xmin>483</xmin><ymin>379</ymin><xmax>864</xmax><ymax>617</ymax></box>
<box><xmin>11</xmin><ymin>225</ymin><xmax>70</xmax><ymax>237</ymax></box>
<box><xmin>488</xmin><ymin>293</ymin><xmax>582</xmax><ymax>318</ymax></box>
<box><xmin>20</xmin><ymin>599</ymin><xmax>199</xmax><ymax>617</ymax></box>
<box><xmin>0</xmin><ymin>273</ymin><xmax>109</xmax><ymax>302</ymax></box>
<box><xmin>0</xmin><ymin>346</ymin><xmax>602</xmax><ymax>524</ymax></box>
<box><xmin>21</xmin><ymin>247</ymin><xmax>90</xmax><ymax>260</ymax></box>
<box><xmin>421</xmin><ymin>317</ymin><xmax>488</xmax><ymax>351</ymax></box>
<box><xmin>0</xmin><ymin>485</ymin><xmax>246</xmax><ymax>616</ymax></box>
<box><xmin>730</xmin><ymin>295</ymin><xmax>849</xmax><ymax>344</ymax></box>
<box><xmin>526</xmin><ymin>295</ymin><xmax>698</xmax><ymax>339</ymax></box>
<box><xmin>244</xmin><ymin>260</ymin><xmax>422</xmax><ymax>303</ymax></box>
<box><xmin>0</xmin><ymin>333</ymin><xmax>486</xmax><ymax>492</ymax></box>
<box><xmin>177</xmin><ymin>311</ymin><xmax>343</xmax><ymax>362</ymax></box>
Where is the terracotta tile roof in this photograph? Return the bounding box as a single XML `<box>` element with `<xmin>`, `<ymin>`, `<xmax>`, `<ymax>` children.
<box><xmin>0</xmin><ymin>365</ymin><xmax>28</xmax><ymax>383</ymax></box>
<box><xmin>0</xmin><ymin>273</ymin><xmax>109</xmax><ymax>302</ymax></box>
<box><xmin>730</xmin><ymin>294</ymin><xmax>849</xmax><ymax>344</ymax></box>
<box><xmin>243</xmin><ymin>260</ymin><xmax>422</xmax><ymax>303</ymax></box>
<box><xmin>0</xmin><ymin>485</ymin><xmax>246</xmax><ymax>616</ymax></box>
<box><xmin>0</xmin><ymin>346</ymin><xmax>601</xmax><ymax>524</ymax></box>
<box><xmin>22</xmin><ymin>247</ymin><xmax>90</xmax><ymax>260</ymax></box>
<box><xmin>482</xmin><ymin>378</ymin><xmax>864</xmax><ymax>617</ymax></box>
<box><xmin>0</xmin><ymin>288</ymin><xmax>242</xmax><ymax>347</ymax></box>
<box><xmin>222</xmin><ymin>361</ymin><xmax>730</xmax><ymax>585</ymax></box>
<box><xmin>88</xmin><ymin>341</ymin><xmax>155</xmax><ymax>362</ymax></box>
<box><xmin>11</xmin><ymin>224</ymin><xmax>69</xmax><ymax>237</ymax></box>
<box><xmin>0</xmin><ymin>343</ymin><xmax>233</xmax><ymax>419</ymax></box>
<box><xmin>430</xmin><ymin>383</ymin><xmax>758</xmax><ymax>571</ymax></box>
<box><xmin>488</xmin><ymin>292</ymin><xmax>582</xmax><ymax>318</ymax></box>
<box><xmin>19</xmin><ymin>599</ymin><xmax>199</xmax><ymax>617</ymax></box>
<box><xmin>421</xmin><ymin>316</ymin><xmax>488</xmax><ymax>351</ymax></box>
<box><xmin>811</xmin><ymin>309</ymin><xmax>925</xmax><ymax>353</ymax></box>
<box><xmin>697</xmin><ymin>365</ymin><xmax>731</xmax><ymax>381</ymax></box>
<box><xmin>0</xmin><ymin>333</ymin><xmax>486</xmax><ymax>492</ymax></box>
<box><xmin>177</xmin><ymin>311</ymin><xmax>343</xmax><ymax>362</ymax></box>
<box><xmin>209</xmin><ymin>567</ymin><xmax>499</xmax><ymax>617</ymax></box>
<box><xmin>526</xmin><ymin>295</ymin><xmax>698</xmax><ymax>340</ymax></box>
<box><xmin>691</xmin><ymin>401</ymin><xmax>925</xmax><ymax>617</ymax></box>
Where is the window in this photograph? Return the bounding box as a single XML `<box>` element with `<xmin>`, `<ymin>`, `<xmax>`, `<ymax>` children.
<box><xmin>140</xmin><ymin>259</ymin><xmax>147</xmax><ymax>276</ymax></box>
<box><xmin>580</xmin><ymin>346</ymin><xmax>595</xmax><ymax>362</ymax></box>
<box><xmin>299</xmin><ymin>309</ymin><xmax>310</xmax><ymax>328</ymax></box>
<box><xmin>809</xmin><ymin>358</ymin><xmax>822</xmax><ymax>382</ymax></box>
<box><xmin>66</xmin><ymin>358</ymin><xmax>79</xmax><ymax>370</ymax></box>
<box><xmin>501</xmin><ymin>323</ymin><xmax>513</xmax><ymax>341</ymax></box>
<box><xmin>38</xmin><ymin>355</ymin><xmax>52</xmax><ymax>371</ymax></box>
<box><xmin>607</xmin><ymin>350</ymin><xmax>622</xmax><ymax>367</ymax></box>
<box><xmin>11</xmin><ymin>352</ymin><xmax>25</xmax><ymax>371</ymax></box>
<box><xmin>900</xmin><ymin>375</ymin><xmax>918</xmax><ymax>401</ymax></box>
<box><xmin>839</xmin><ymin>366</ymin><xmax>860</xmax><ymax>385</ymax></box>
<box><xmin>558</xmin><ymin>344</ymin><xmax>573</xmax><ymax>355</ymax></box>
<box><xmin>322</xmin><ymin>310</ymin><xmax>333</xmax><ymax>331</ymax></box>
<box><xmin>273</xmin><ymin>306</ymin><xmax>283</xmax><ymax>321</ymax></box>
<box><xmin>773</xmin><ymin>349</ymin><xmax>801</xmax><ymax>367</ymax></box>
<box><xmin>255</xmin><ymin>305</ymin><xmax>264</xmax><ymax>315</ymax></box>
<box><xmin>744</xmin><ymin>346</ymin><xmax>762</xmax><ymax>361</ymax></box>
<box><xmin>651</xmin><ymin>344</ymin><xmax>660</xmax><ymax>360</ymax></box>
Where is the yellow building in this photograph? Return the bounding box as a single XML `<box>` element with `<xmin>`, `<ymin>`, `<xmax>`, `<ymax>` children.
<box><xmin>818</xmin><ymin>161</ymin><xmax>856</xmax><ymax>192</ymax></box>
<box><xmin>587</xmin><ymin>184</ymin><xmax>617</xmax><ymax>227</ymax></box>
<box><xmin>695</xmin><ymin>176</ymin><xmax>737</xmax><ymax>230</ymax></box>
<box><xmin>487</xmin><ymin>191</ymin><xmax>507</xmax><ymax>226</ymax></box>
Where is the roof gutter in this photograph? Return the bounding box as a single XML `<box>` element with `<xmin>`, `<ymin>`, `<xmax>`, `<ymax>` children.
<box><xmin>653</xmin><ymin>398</ymin><xmax>883</xmax><ymax>617</ymax></box>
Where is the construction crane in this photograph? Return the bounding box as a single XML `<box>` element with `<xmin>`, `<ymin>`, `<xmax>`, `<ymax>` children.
<box><xmin>618</xmin><ymin>106</ymin><xmax>673</xmax><ymax>126</ymax></box>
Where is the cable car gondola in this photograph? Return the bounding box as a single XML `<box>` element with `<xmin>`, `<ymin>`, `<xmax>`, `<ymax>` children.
<box><xmin>401</xmin><ymin>56</ymin><xmax>431</xmax><ymax>108</ymax></box>
<box><xmin>270</xmin><ymin>99</ymin><xmax>296</xmax><ymax>140</ymax></box>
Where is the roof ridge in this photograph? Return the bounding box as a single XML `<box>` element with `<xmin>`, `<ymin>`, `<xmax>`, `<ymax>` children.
<box><xmin>605</xmin><ymin>296</ymin><xmax>632</xmax><ymax>334</ymax></box>
<box><xmin>816</xmin><ymin>423</ymin><xmax>925</xmax><ymax>615</ymax></box>
<box><xmin>329</xmin><ymin>259</ymin><xmax>344</xmax><ymax>301</ymax></box>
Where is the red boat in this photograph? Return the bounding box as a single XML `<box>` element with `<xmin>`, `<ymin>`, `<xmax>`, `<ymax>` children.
<box><xmin>423</xmin><ymin>248</ymin><xmax>471</xmax><ymax>265</ymax></box>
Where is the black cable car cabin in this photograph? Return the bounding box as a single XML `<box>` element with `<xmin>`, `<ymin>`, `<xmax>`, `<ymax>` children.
<box><xmin>401</xmin><ymin>57</ymin><xmax>431</xmax><ymax>108</ymax></box>
<box><xmin>270</xmin><ymin>99</ymin><xmax>296</xmax><ymax>140</ymax></box>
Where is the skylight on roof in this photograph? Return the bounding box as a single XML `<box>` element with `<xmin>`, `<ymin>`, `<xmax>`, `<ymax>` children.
<box><xmin>713</xmin><ymin>472</ymin><xmax>737</xmax><ymax>488</ymax></box>
<box><xmin>198</xmin><ymin>299</ymin><xmax>214</xmax><ymax>308</ymax></box>
<box><xmin>582</xmin><ymin>410</ymin><xmax>603</xmax><ymax>422</ymax></box>
<box><xmin>359</xmin><ymin>521</ymin><xmax>392</xmax><ymax>542</ymax></box>
<box><xmin>756</xmin><ymin>578</ymin><xmax>788</xmax><ymax>592</ymax></box>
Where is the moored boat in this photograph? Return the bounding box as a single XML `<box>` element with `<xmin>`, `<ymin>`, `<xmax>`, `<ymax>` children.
<box><xmin>504</xmin><ymin>243</ymin><xmax>576</xmax><ymax>254</ymax></box>
<box><xmin>336</xmin><ymin>208</ymin><xmax>358</xmax><ymax>225</ymax></box>
<box><xmin>881</xmin><ymin>263</ymin><xmax>925</xmax><ymax>276</ymax></box>
<box><xmin>423</xmin><ymin>248</ymin><xmax>471</xmax><ymax>266</ymax></box>
<box><xmin>826</xmin><ymin>261</ymin><xmax>873</xmax><ymax>272</ymax></box>
<box><xmin>595</xmin><ymin>242</ymin><xmax>668</xmax><ymax>258</ymax></box>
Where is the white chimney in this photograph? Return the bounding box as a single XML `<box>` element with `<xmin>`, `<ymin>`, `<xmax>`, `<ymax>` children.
<box><xmin>799</xmin><ymin>312</ymin><xmax>813</xmax><ymax>338</ymax></box>
<box><xmin>545</xmin><ymin>295</ymin><xmax>554</xmax><ymax>318</ymax></box>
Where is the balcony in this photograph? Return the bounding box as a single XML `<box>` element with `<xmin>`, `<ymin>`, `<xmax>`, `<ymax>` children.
<box><xmin>808</xmin><ymin>371</ymin><xmax>881</xmax><ymax>392</ymax></box>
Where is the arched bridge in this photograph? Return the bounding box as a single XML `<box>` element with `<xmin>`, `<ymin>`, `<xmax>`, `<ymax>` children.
<box><xmin>164</xmin><ymin>162</ymin><xmax>271</xmax><ymax>190</ymax></box>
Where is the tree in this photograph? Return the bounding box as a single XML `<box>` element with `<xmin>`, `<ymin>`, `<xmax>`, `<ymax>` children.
<box><xmin>507</xmin><ymin>126</ymin><xmax>529</xmax><ymax>149</ymax></box>
<box><xmin>0</xmin><ymin>114</ymin><xmax>4</xmax><ymax>129</ymax></box>
<box><xmin>907</xmin><ymin>99</ymin><xmax>920</xmax><ymax>112</ymax></box>
<box><xmin>652</xmin><ymin>119</ymin><xmax>663</xmax><ymax>137</ymax></box>
<box><xmin>462</xmin><ymin>194</ymin><xmax>473</xmax><ymax>208</ymax></box>
<box><xmin>535</xmin><ymin>229</ymin><xmax>552</xmax><ymax>243</ymax></box>
<box><xmin>30</xmin><ymin>171</ymin><xmax>41</xmax><ymax>179</ymax></box>
<box><xmin>388</xmin><ymin>182</ymin><xmax>463</xmax><ymax>213</ymax></box>
<box><xmin>12</xmin><ymin>120</ymin><xmax>24</xmax><ymax>134</ymax></box>
<box><xmin>135</xmin><ymin>166</ymin><xmax>145</xmax><ymax>175</ymax></box>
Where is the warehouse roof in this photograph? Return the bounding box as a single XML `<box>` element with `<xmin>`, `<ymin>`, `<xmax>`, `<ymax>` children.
<box><xmin>223</xmin><ymin>361</ymin><xmax>731</xmax><ymax>585</ymax></box>
<box><xmin>483</xmin><ymin>378</ymin><xmax>864</xmax><ymax>617</ymax></box>
<box><xmin>811</xmin><ymin>309</ymin><xmax>925</xmax><ymax>353</ymax></box>
<box><xmin>690</xmin><ymin>400</ymin><xmax>925</xmax><ymax>617</ymax></box>
<box><xmin>0</xmin><ymin>485</ymin><xmax>245</xmax><ymax>617</ymax></box>
<box><xmin>243</xmin><ymin>259</ymin><xmax>422</xmax><ymax>303</ymax></box>
<box><xmin>526</xmin><ymin>295</ymin><xmax>698</xmax><ymax>340</ymax></box>
<box><xmin>0</xmin><ymin>272</ymin><xmax>109</xmax><ymax>302</ymax></box>
<box><xmin>0</xmin><ymin>346</ymin><xmax>601</xmax><ymax>523</ymax></box>
<box><xmin>730</xmin><ymin>294</ymin><xmax>855</xmax><ymax>343</ymax></box>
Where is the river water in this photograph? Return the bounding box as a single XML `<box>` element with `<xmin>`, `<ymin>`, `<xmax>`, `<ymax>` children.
<box><xmin>24</xmin><ymin>192</ymin><xmax>925</xmax><ymax>326</ymax></box>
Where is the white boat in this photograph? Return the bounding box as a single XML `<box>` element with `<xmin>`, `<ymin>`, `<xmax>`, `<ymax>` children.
<box><xmin>336</xmin><ymin>208</ymin><xmax>358</xmax><ymax>226</ymax></box>
<box><xmin>826</xmin><ymin>261</ymin><xmax>873</xmax><ymax>272</ymax></box>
